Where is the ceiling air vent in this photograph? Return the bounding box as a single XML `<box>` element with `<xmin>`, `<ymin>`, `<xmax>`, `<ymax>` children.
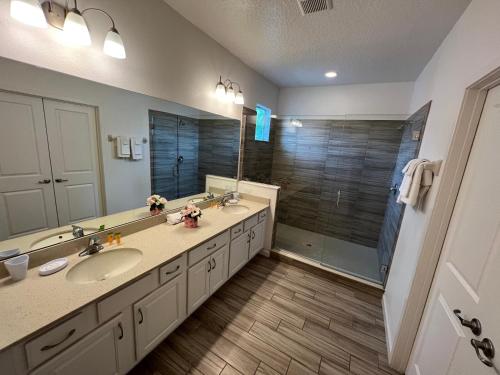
<box><xmin>296</xmin><ymin>0</ymin><xmax>333</xmax><ymax>16</ymax></box>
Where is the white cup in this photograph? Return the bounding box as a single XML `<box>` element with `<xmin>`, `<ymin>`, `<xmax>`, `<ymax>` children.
<box><xmin>4</xmin><ymin>254</ymin><xmax>29</xmax><ymax>281</ymax></box>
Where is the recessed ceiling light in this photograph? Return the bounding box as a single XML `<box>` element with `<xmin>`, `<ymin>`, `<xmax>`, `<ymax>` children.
<box><xmin>325</xmin><ymin>71</ymin><xmax>337</xmax><ymax>78</ymax></box>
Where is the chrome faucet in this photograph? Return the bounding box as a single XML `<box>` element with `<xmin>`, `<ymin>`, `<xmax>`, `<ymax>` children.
<box><xmin>206</xmin><ymin>192</ymin><xmax>215</xmax><ymax>200</ymax></box>
<box><xmin>79</xmin><ymin>236</ymin><xmax>104</xmax><ymax>257</ymax></box>
<box><xmin>72</xmin><ymin>225</ymin><xmax>84</xmax><ymax>238</ymax></box>
<box><xmin>218</xmin><ymin>196</ymin><xmax>230</xmax><ymax>207</ymax></box>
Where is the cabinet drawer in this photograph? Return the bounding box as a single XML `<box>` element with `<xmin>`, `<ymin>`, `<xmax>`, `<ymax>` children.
<box><xmin>25</xmin><ymin>305</ymin><xmax>97</xmax><ymax>369</ymax></box>
<box><xmin>243</xmin><ymin>214</ymin><xmax>258</xmax><ymax>232</ymax></box>
<box><xmin>188</xmin><ymin>230</ymin><xmax>229</xmax><ymax>266</ymax></box>
<box><xmin>258</xmin><ymin>209</ymin><xmax>268</xmax><ymax>222</ymax></box>
<box><xmin>231</xmin><ymin>223</ymin><xmax>244</xmax><ymax>239</ymax></box>
<box><xmin>159</xmin><ymin>253</ymin><xmax>187</xmax><ymax>285</ymax></box>
<box><xmin>97</xmin><ymin>271</ymin><xmax>158</xmax><ymax>323</ymax></box>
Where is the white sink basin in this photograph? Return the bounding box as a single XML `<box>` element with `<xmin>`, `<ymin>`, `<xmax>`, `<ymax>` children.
<box><xmin>30</xmin><ymin>228</ymin><xmax>99</xmax><ymax>250</ymax></box>
<box><xmin>66</xmin><ymin>248</ymin><xmax>142</xmax><ymax>284</ymax></box>
<box><xmin>221</xmin><ymin>204</ymin><xmax>250</xmax><ymax>215</ymax></box>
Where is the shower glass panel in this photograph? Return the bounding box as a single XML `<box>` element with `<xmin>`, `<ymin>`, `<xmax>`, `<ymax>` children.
<box><xmin>273</xmin><ymin>120</ymin><xmax>404</xmax><ymax>284</ymax></box>
<box><xmin>149</xmin><ymin>111</ymin><xmax>199</xmax><ymax>200</ymax></box>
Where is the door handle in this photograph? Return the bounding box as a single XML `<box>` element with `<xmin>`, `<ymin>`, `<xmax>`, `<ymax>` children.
<box><xmin>471</xmin><ymin>338</ymin><xmax>495</xmax><ymax>367</ymax></box>
<box><xmin>38</xmin><ymin>179</ymin><xmax>51</xmax><ymax>184</ymax></box>
<box><xmin>251</xmin><ymin>230</ymin><xmax>255</xmax><ymax>240</ymax></box>
<box><xmin>453</xmin><ymin>309</ymin><xmax>482</xmax><ymax>335</ymax></box>
<box><xmin>207</xmin><ymin>260</ymin><xmax>212</xmax><ymax>272</ymax></box>
<box><xmin>138</xmin><ymin>308</ymin><xmax>144</xmax><ymax>324</ymax></box>
<box><xmin>55</xmin><ymin>178</ymin><xmax>69</xmax><ymax>183</ymax></box>
<box><xmin>117</xmin><ymin>322</ymin><xmax>124</xmax><ymax>340</ymax></box>
<box><xmin>212</xmin><ymin>258</ymin><xmax>216</xmax><ymax>270</ymax></box>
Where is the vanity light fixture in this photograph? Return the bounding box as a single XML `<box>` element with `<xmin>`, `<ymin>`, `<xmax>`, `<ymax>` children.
<box><xmin>10</xmin><ymin>0</ymin><xmax>126</xmax><ymax>59</ymax></box>
<box><xmin>325</xmin><ymin>71</ymin><xmax>338</xmax><ymax>78</ymax></box>
<box><xmin>214</xmin><ymin>76</ymin><xmax>244</xmax><ymax>105</ymax></box>
<box><xmin>10</xmin><ymin>0</ymin><xmax>47</xmax><ymax>28</ymax></box>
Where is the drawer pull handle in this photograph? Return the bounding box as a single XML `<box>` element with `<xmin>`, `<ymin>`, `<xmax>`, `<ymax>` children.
<box><xmin>207</xmin><ymin>243</ymin><xmax>217</xmax><ymax>250</ymax></box>
<box><xmin>118</xmin><ymin>322</ymin><xmax>124</xmax><ymax>340</ymax></box>
<box><xmin>234</xmin><ymin>228</ymin><xmax>242</xmax><ymax>234</ymax></box>
<box><xmin>165</xmin><ymin>265</ymin><xmax>180</xmax><ymax>275</ymax></box>
<box><xmin>207</xmin><ymin>260</ymin><xmax>212</xmax><ymax>272</ymax></box>
<box><xmin>138</xmin><ymin>308</ymin><xmax>144</xmax><ymax>324</ymax></box>
<box><xmin>40</xmin><ymin>329</ymin><xmax>76</xmax><ymax>351</ymax></box>
<box><xmin>212</xmin><ymin>258</ymin><xmax>216</xmax><ymax>270</ymax></box>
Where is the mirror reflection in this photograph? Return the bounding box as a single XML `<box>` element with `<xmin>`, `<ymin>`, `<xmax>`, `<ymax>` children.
<box><xmin>0</xmin><ymin>57</ymin><xmax>240</xmax><ymax>257</ymax></box>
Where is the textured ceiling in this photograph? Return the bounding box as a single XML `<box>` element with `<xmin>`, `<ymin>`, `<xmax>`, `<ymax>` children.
<box><xmin>164</xmin><ymin>0</ymin><xmax>471</xmax><ymax>87</ymax></box>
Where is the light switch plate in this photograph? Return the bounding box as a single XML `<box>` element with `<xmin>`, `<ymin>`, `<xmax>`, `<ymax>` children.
<box><xmin>412</xmin><ymin>130</ymin><xmax>421</xmax><ymax>141</ymax></box>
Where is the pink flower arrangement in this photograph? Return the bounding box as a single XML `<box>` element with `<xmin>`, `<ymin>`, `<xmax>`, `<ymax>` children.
<box><xmin>181</xmin><ymin>203</ymin><xmax>202</xmax><ymax>219</ymax></box>
<box><xmin>147</xmin><ymin>194</ymin><xmax>167</xmax><ymax>211</ymax></box>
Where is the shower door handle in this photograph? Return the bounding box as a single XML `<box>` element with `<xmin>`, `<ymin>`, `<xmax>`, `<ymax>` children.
<box><xmin>336</xmin><ymin>190</ymin><xmax>341</xmax><ymax>208</ymax></box>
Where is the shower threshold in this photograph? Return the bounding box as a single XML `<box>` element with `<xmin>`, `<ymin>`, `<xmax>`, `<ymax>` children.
<box><xmin>275</xmin><ymin>223</ymin><xmax>383</xmax><ymax>285</ymax></box>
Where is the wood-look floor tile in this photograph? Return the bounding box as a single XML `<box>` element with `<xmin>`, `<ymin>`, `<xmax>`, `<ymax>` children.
<box><xmin>221</xmin><ymin>323</ymin><xmax>291</xmax><ymax>374</ymax></box>
<box><xmin>166</xmin><ymin>330</ymin><xmax>226</xmax><ymax>375</ymax></box>
<box><xmin>350</xmin><ymin>319</ymin><xmax>386</xmax><ymax>342</ymax></box>
<box><xmin>378</xmin><ymin>354</ymin><xmax>402</xmax><ymax>375</ymax></box>
<box><xmin>203</xmin><ymin>296</ymin><xmax>255</xmax><ymax>331</ymax></box>
<box><xmin>216</xmin><ymin>292</ymin><xmax>281</xmax><ymax>330</ymax></box>
<box><xmin>334</xmin><ymin>291</ymin><xmax>383</xmax><ymax>315</ymax></box>
<box><xmin>221</xmin><ymin>364</ymin><xmax>243</xmax><ymax>375</ymax></box>
<box><xmin>286</xmin><ymin>359</ymin><xmax>317</xmax><ymax>375</ymax></box>
<box><xmin>185</xmin><ymin>323</ymin><xmax>260</xmax><ymax>374</ymax></box>
<box><xmin>219</xmin><ymin>283</ymin><xmax>305</xmax><ymax>328</ymax></box>
<box><xmin>271</xmin><ymin>294</ymin><xmax>330</xmax><ymax>328</ymax></box>
<box><xmin>292</xmin><ymin>293</ymin><xmax>353</xmax><ymax>326</ymax></box>
<box><xmin>328</xmin><ymin>320</ymin><xmax>387</xmax><ymax>354</ymax></box>
<box><xmin>302</xmin><ymin>320</ymin><xmax>379</xmax><ymax>366</ymax></box>
<box><xmin>249</xmin><ymin>321</ymin><xmax>321</xmax><ymax>372</ymax></box>
<box><xmin>350</xmin><ymin>357</ymin><xmax>395</xmax><ymax>375</ymax></box>
<box><xmin>238</xmin><ymin>268</ymin><xmax>295</xmax><ymax>299</ymax></box>
<box><xmin>231</xmin><ymin>274</ymin><xmax>275</xmax><ymax>300</ymax></box>
<box><xmin>256</xmin><ymin>362</ymin><xmax>282</xmax><ymax>375</ymax></box>
<box><xmin>277</xmin><ymin>321</ymin><xmax>349</xmax><ymax>370</ymax></box>
<box><xmin>319</xmin><ymin>359</ymin><xmax>350</xmax><ymax>375</ymax></box>
<box><xmin>313</xmin><ymin>293</ymin><xmax>379</xmax><ymax>324</ymax></box>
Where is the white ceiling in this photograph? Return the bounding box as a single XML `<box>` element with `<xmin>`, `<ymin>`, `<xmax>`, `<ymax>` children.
<box><xmin>164</xmin><ymin>0</ymin><xmax>471</xmax><ymax>87</ymax></box>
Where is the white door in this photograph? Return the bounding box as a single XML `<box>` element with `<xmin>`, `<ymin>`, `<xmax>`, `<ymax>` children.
<box><xmin>229</xmin><ymin>230</ymin><xmax>250</xmax><ymax>277</ymax></box>
<box><xmin>249</xmin><ymin>220</ymin><xmax>266</xmax><ymax>258</ymax></box>
<box><xmin>31</xmin><ymin>314</ymin><xmax>123</xmax><ymax>375</ymax></box>
<box><xmin>44</xmin><ymin>99</ymin><xmax>103</xmax><ymax>225</ymax></box>
<box><xmin>209</xmin><ymin>244</ymin><xmax>229</xmax><ymax>294</ymax></box>
<box><xmin>134</xmin><ymin>273</ymin><xmax>186</xmax><ymax>359</ymax></box>
<box><xmin>408</xmin><ymin>85</ymin><xmax>500</xmax><ymax>374</ymax></box>
<box><xmin>187</xmin><ymin>258</ymin><xmax>210</xmax><ymax>314</ymax></box>
<box><xmin>0</xmin><ymin>92</ymin><xmax>58</xmax><ymax>240</ymax></box>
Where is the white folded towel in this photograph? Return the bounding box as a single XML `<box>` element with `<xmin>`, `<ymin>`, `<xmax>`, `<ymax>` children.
<box><xmin>166</xmin><ymin>212</ymin><xmax>183</xmax><ymax>225</ymax></box>
<box><xmin>397</xmin><ymin>159</ymin><xmax>434</xmax><ymax>208</ymax></box>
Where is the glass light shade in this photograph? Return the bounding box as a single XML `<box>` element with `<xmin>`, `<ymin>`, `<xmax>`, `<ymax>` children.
<box><xmin>10</xmin><ymin>0</ymin><xmax>47</xmax><ymax>28</ymax></box>
<box><xmin>104</xmin><ymin>28</ymin><xmax>126</xmax><ymax>59</ymax></box>
<box><xmin>63</xmin><ymin>10</ymin><xmax>91</xmax><ymax>46</ymax></box>
<box><xmin>215</xmin><ymin>82</ymin><xmax>226</xmax><ymax>100</ymax></box>
<box><xmin>226</xmin><ymin>86</ymin><xmax>235</xmax><ymax>103</ymax></box>
<box><xmin>235</xmin><ymin>91</ymin><xmax>244</xmax><ymax>105</ymax></box>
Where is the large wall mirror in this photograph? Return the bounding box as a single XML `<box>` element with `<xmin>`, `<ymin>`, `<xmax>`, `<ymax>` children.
<box><xmin>0</xmin><ymin>57</ymin><xmax>240</xmax><ymax>258</ymax></box>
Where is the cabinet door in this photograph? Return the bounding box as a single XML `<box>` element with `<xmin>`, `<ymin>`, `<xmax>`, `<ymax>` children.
<box><xmin>134</xmin><ymin>273</ymin><xmax>187</xmax><ymax>359</ymax></box>
<box><xmin>187</xmin><ymin>258</ymin><xmax>211</xmax><ymax>314</ymax></box>
<box><xmin>229</xmin><ymin>230</ymin><xmax>250</xmax><ymax>277</ymax></box>
<box><xmin>209</xmin><ymin>244</ymin><xmax>229</xmax><ymax>294</ymax></box>
<box><xmin>249</xmin><ymin>220</ymin><xmax>266</xmax><ymax>259</ymax></box>
<box><xmin>31</xmin><ymin>314</ymin><xmax>123</xmax><ymax>375</ymax></box>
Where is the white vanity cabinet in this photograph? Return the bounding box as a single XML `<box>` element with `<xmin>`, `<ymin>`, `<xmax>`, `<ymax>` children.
<box><xmin>134</xmin><ymin>272</ymin><xmax>187</xmax><ymax>359</ymax></box>
<box><xmin>30</xmin><ymin>314</ymin><xmax>125</xmax><ymax>375</ymax></box>
<box><xmin>228</xmin><ymin>230</ymin><xmax>251</xmax><ymax>277</ymax></box>
<box><xmin>187</xmin><ymin>243</ymin><xmax>229</xmax><ymax>314</ymax></box>
<box><xmin>249</xmin><ymin>219</ymin><xmax>266</xmax><ymax>259</ymax></box>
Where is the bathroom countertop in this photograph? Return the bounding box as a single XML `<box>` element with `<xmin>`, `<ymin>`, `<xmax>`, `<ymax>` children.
<box><xmin>0</xmin><ymin>198</ymin><xmax>268</xmax><ymax>352</ymax></box>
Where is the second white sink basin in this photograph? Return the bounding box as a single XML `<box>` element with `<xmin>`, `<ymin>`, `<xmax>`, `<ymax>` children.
<box><xmin>66</xmin><ymin>248</ymin><xmax>142</xmax><ymax>284</ymax></box>
<box><xmin>221</xmin><ymin>204</ymin><xmax>250</xmax><ymax>215</ymax></box>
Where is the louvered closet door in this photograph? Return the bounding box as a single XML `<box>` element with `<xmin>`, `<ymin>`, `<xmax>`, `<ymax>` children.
<box><xmin>0</xmin><ymin>92</ymin><xmax>58</xmax><ymax>240</ymax></box>
<box><xmin>43</xmin><ymin>99</ymin><xmax>103</xmax><ymax>225</ymax></box>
